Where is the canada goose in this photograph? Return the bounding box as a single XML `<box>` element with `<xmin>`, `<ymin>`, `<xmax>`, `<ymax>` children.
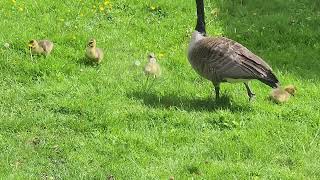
<box><xmin>85</xmin><ymin>38</ymin><xmax>104</xmax><ymax>64</ymax></box>
<box><xmin>269</xmin><ymin>85</ymin><xmax>296</xmax><ymax>103</ymax></box>
<box><xmin>188</xmin><ymin>0</ymin><xmax>279</xmax><ymax>100</ymax></box>
<box><xmin>144</xmin><ymin>53</ymin><xmax>161</xmax><ymax>89</ymax></box>
<box><xmin>28</xmin><ymin>39</ymin><xmax>54</xmax><ymax>56</ymax></box>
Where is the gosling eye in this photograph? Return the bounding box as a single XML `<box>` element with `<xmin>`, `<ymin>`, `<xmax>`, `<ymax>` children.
<box><xmin>88</xmin><ymin>42</ymin><xmax>94</xmax><ymax>47</ymax></box>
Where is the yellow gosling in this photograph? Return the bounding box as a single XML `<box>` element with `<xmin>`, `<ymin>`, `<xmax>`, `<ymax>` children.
<box><xmin>85</xmin><ymin>38</ymin><xmax>104</xmax><ymax>64</ymax></box>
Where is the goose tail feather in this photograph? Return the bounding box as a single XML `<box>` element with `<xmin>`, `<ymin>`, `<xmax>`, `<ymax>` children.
<box><xmin>259</xmin><ymin>70</ymin><xmax>280</xmax><ymax>88</ymax></box>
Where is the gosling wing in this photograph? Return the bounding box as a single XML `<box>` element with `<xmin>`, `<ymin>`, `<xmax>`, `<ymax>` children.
<box><xmin>38</xmin><ymin>40</ymin><xmax>53</xmax><ymax>53</ymax></box>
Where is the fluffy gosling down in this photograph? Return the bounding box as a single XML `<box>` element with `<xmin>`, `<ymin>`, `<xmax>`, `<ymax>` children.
<box><xmin>284</xmin><ymin>85</ymin><xmax>296</xmax><ymax>95</ymax></box>
<box><xmin>85</xmin><ymin>38</ymin><xmax>104</xmax><ymax>64</ymax></box>
<box><xmin>269</xmin><ymin>85</ymin><xmax>296</xmax><ymax>103</ymax></box>
<box><xmin>144</xmin><ymin>53</ymin><xmax>161</xmax><ymax>78</ymax></box>
<box><xmin>28</xmin><ymin>39</ymin><xmax>54</xmax><ymax>56</ymax></box>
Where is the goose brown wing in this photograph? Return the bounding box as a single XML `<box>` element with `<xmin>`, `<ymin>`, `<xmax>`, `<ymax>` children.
<box><xmin>196</xmin><ymin>37</ymin><xmax>277</xmax><ymax>84</ymax></box>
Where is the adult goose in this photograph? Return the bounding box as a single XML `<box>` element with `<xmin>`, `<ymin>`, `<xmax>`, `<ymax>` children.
<box><xmin>188</xmin><ymin>0</ymin><xmax>280</xmax><ymax>100</ymax></box>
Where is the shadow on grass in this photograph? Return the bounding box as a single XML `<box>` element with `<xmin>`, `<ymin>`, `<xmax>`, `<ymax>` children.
<box><xmin>77</xmin><ymin>57</ymin><xmax>101</xmax><ymax>68</ymax></box>
<box><xmin>128</xmin><ymin>91</ymin><xmax>250</xmax><ymax>112</ymax></box>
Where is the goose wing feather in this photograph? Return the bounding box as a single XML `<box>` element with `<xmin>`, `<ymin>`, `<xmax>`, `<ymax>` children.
<box><xmin>190</xmin><ymin>37</ymin><xmax>275</xmax><ymax>82</ymax></box>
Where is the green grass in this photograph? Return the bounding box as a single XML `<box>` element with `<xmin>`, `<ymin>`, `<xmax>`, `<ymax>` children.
<box><xmin>0</xmin><ymin>0</ymin><xmax>320</xmax><ymax>179</ymax></box>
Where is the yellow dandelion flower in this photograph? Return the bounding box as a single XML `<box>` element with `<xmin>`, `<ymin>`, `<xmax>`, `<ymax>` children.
<box><xmin>104</xmin><ymin>0</ymin><xmax>110</xmax><ymax>5</ymax></box>
<box><xmin>99</xmin><ymin>6</ymin><xmax>104</xmax><ymax>11</ymax></box>
<box><xmin>159</xmin><ymin>53</ymin><xmax>164</xmax><ymax>58</ymax></box>
<box><xmin>150</xmin><ymin>6</ymin><xmax>156</xmax><ymax>10</ymax></box>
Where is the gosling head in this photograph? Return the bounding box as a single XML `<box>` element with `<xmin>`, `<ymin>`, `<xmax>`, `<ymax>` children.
<box><xmin>28</xmin><ymin>39</ymin><xmax>38</xmax><ymax>49</ymax></box>
<box><xmin>148</xmin><ymin>53</ymin><xmax>155</xmax><ymax>59</ymax></box>
<box><xmin>284</xmin><ymin>85</ymin><xmax>296</xmax><ymax>96</ymax></box>
<box><xmin>87</xmin><ymin>38</ymin><xmax>96</xmax><ymax>48</ymax></box>
<box><xmin>147</xmin><ymin>53</ymin><xmax>157</xmax><ymax>63</ymax></box>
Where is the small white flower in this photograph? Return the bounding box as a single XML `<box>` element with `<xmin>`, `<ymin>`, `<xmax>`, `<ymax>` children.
<box><xmin>4</xmin><ymin>42</ymin><xmax>10</xmax><ymax>49</ymax></box>
<box><xmin>134</xmin><ymin>60</ymin><xmax>141</xmax><ymax>66</ymax></box>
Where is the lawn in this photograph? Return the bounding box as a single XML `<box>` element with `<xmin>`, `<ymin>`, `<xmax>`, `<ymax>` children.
<box><xmin>0</xmin><ymin>0</ymin><xmax>320</xmax><ymax>179</ymax></box>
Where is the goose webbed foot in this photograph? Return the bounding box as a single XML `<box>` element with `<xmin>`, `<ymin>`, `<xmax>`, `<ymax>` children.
<box><xmin>244</xmin><ymin>82</ymin><xmax>255</xmax><ymax>101</ymax></box>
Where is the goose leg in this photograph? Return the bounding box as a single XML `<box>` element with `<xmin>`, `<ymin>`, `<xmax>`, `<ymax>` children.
<box><xmin>213</xmin><ymin>83</ymin><xmax>220</xmax><ymax>100</ymax></box>
<box><xmin>244</xmin><ymin>82</ymin><xmax>255</xmax><ymax>101</ymax></box>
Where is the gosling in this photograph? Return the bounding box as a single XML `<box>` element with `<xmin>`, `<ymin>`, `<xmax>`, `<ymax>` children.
<box><xmin>284</xmin><ymin>85</ymin><xmax>296</xmax><ymax>96</ymax></box>
<box><xmin>143</xmin><ymin>53</ymin><xmax>161</xmax><ymax>89</ymax></box>
<box><xmin>28</xmin><ymin>39</ymin><xmax>54</xmax><ymax>56</ymax></box>
<box><xmin>144</xmin><ymin>53</ymin><xmax>161</xmax><ymax>78</ymax></box>
<box><xmin>85</xmin><ymin>38</ymin><xmax>104</xmax><ymax>64</ymax></box>
<box><xmin>269</xmin><ymin>85</ymin><xmax>296</xmax><ymax>103</ymax></box>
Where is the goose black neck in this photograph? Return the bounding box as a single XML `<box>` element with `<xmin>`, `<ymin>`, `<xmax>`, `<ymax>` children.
<box><xmin>195</xmin><ymin>0</ymin><xmax>206</xmax><ymax>35</ymax></box>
